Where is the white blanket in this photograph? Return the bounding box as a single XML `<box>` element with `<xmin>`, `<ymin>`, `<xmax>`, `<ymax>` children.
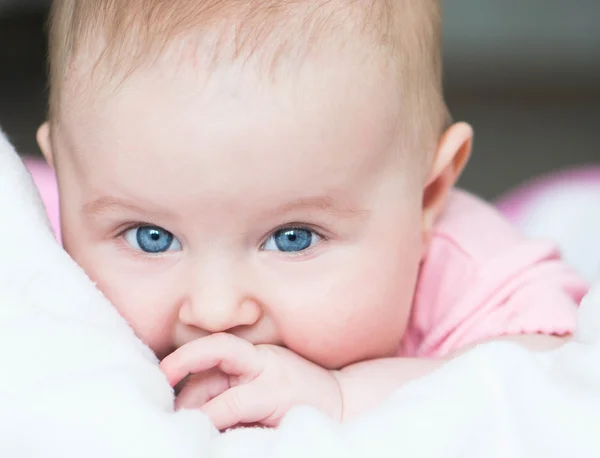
<box><xmin>1</xmin><ymin>128</ymin><xmax>599</xmax><ymax>457</ymax></box>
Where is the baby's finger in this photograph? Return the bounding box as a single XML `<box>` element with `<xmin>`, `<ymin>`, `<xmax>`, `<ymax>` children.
<box><xmin>160</xmin><ymin>333</ymin><xmax>261</xmax><ymax>387</ymax></box>
<box><xmin>201</xmin><ymin>383</ymin><xmax>275</xmax><ymax>431</ymax></box>
<box><xmin>175</xmin><ymin>369</ymin><xmax>230</xmax><ymax>411</ymax></box>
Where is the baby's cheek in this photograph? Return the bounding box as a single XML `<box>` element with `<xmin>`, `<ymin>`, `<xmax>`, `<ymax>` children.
<box><xmin>277</xmin><ymin>278</ymin><xmax>409</xmax><ymax>369</ymax></box>
<box><xmin>88</xmin><ymin>262</ymin><xmax>177</xmax><ymax>356</ymax></box>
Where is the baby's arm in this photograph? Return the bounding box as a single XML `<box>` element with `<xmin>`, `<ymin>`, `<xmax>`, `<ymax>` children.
<box><xmin>335</xmin><ymin>334</ymin><xmax>565</xmax><ymax>421</ymax></box>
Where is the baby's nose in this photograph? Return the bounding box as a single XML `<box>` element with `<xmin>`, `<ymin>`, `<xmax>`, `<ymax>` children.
<box><xmin>178</xmin><ymin>267</ymin><xmax>262</xmax><ymax>333</ymax></box>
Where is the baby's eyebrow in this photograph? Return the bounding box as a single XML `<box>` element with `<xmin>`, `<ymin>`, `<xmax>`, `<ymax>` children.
<box><xmin>82</xmin><ymin>196</ymin><xmax>167</xmax><ymax>218</ymax></box>
<box><xmin>273</xmin><ymin>196</ymin><xmax>369</xmax><ymax>219</ymax></box>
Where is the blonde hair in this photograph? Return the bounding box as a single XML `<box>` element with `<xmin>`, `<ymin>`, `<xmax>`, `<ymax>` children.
<box><xmin>48</xmin><ymin>0</ymin><xmax>448</xmax><ymax>154</ymax></box>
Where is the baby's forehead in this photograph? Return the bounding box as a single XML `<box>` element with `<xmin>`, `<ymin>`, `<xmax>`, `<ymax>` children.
<box><xmin>61</xmin><ymin>41</ymin><xmax>399</xmax><ymax>148</ymax></box>
<box><xmin>56</xmin><ymin>39</ymin><xmax>407</xmax><ymax>186</ymax></box>
<box><xmin>61</xmin><ymin>21</ymin><xmax>402</xmax><ymax>136</ymax></box>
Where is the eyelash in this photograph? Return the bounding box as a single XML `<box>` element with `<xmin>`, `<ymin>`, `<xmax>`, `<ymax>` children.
<box><xmin>116</xmin><ymin>222</ymin><xmax>144</xmax><ymax>238</ymax></box>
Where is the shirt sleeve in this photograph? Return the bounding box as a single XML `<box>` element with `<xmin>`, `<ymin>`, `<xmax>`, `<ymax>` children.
<box><xmin>402</xmin><ymin>190</ymin><xmax>589</xmax><ymax>358</ymax></box>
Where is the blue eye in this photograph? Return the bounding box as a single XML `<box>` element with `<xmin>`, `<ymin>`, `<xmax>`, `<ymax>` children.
<box><xmin>263</xmin><ymin>228</ymin><xmax>320</xmax><ymax>253</ymax></box>
<box><xmin>124</xmin><ymin>225</ymin><xmax>182</xmax><ymax>254</ymax></box>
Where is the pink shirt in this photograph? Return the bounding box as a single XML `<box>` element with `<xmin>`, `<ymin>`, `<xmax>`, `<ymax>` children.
<box><xmin>401</xmin><ymin>190</ymin><xmax>588</xmax><ymax>357</ymax></box>
<box><xmin>25</xmin><ymin>159</ymin><xmax>588</xmax><ymax>358</ymax></box>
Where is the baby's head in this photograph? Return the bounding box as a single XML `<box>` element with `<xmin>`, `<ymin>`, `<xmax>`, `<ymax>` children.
<box><xmin>38</xmin><ymin>0</ymin><xmax>472</xmax><ymax>368</ymax></box>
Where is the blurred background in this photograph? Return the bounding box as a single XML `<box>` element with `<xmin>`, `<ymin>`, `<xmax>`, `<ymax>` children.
<box><xmin>0</xmin><ymin>0</ymin><xmax>598</xmax><ymax>199</ymax></box>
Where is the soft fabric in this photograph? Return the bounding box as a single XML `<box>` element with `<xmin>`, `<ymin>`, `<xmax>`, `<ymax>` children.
<box><xmin>23</xmin><ymin>159</ymin><xmax>588</xmax><ymax>359</ymax></box>
<box><xmin>2</xmin><ymin>130</ymin><xmax>600</xmax><ymax>455</ymax></box>
<box><xmin>496</xmin><ymin>167</ymin><xmax>600</xmax><ymax>284</ymax></box>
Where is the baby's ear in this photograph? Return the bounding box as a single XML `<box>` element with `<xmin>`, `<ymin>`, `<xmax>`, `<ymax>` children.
<box><xmin>36</xmin><ymin>122</ymin><xmax>55</xmax><ymax>169</ymax></box>
<box><xmin>422</xmin><ymin>122</ymin><xmax>473</xmax><ymax>233</ymax></box>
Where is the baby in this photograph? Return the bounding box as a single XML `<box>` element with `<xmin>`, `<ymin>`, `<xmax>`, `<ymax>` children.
<box><xmin>34</xmin><ymin>0</ymin><xmax>588</xmax><ymax>430</ymax></box>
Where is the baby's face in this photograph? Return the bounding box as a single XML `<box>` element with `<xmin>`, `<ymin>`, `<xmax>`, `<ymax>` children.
<box><xmin>49</xmin><ymin>51</ymin><xmax>426</xmax><ymax>369</ymax></box>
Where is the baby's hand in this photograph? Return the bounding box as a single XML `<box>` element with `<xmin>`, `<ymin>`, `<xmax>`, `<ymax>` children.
<box><xmin>160</xmin><ymin>333</ymin><xmax>343</xmax><ymax>430</ymax></box>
